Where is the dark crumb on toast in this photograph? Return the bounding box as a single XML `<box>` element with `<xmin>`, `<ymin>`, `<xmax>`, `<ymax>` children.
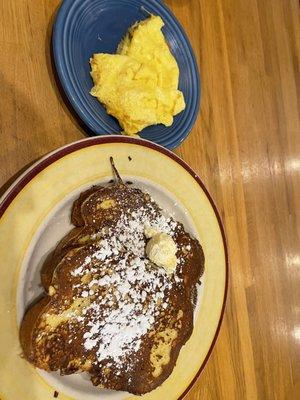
<box><xmin>128</xmin><ymin>156</ymin><xmax>132</xmax><ymax>161</ymax></box>
<box><xmin>53</xmin><ymin>391</ymin><xmax>59</xmax><ymax>398</ymax></box>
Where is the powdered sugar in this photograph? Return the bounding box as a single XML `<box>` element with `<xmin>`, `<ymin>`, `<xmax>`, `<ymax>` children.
<box><xmin>67</xmin><ymin>195</ymin><xmax>186</xmax><ymax>369</ymax></box>
<box><xmin>75</xmin><ymin>255</ymin><xmax>171</xmax><ymax>368</ymax></box>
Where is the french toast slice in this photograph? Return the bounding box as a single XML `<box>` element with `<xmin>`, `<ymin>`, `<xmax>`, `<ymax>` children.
<box><xmin>20</xmin><ymin>158</ymin><xmax>204</xmax><ymax>395</ymax></box>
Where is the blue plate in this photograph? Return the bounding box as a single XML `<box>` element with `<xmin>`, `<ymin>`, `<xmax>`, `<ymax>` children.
<box><xmin>53</xmin><ymin>0</ymin><xmax>200</xmax><ymax>149</ymax></box>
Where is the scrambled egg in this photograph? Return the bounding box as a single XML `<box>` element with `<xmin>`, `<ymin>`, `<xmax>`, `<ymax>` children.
<box><xmin>90</xmin><ymin>15</ymin><xmax>185</xmax><ymax>135</ymax></box>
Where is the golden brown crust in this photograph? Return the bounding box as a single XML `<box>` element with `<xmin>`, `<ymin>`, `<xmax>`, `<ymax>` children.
<box><xmin>20</xmin><ymin>296</ymin><xmax>51</xmax><ymax>366</ymax></box>
<box><xmin>71</xmin><ymin>185</ymin><xmax>102</xmax><ymax>227</ymax></box>
<box><xmin>41</xmin><ymin>227</ymin><xmax>84</xmax><ymax>290</ymax></box>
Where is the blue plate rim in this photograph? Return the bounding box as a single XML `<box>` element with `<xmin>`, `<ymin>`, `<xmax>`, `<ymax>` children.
<box><xmin>52</xmin><ymin>0</ymin><xmax>201</xmax><ymax>149</ymax></box>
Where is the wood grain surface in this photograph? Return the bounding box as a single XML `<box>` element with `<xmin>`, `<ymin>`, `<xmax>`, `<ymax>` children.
<box><xmin>0</xmin><ymin>0</ymin><xmax>299</xmax><ymax>399</ymax></box>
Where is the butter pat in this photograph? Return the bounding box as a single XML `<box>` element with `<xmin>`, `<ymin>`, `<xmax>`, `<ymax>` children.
<box><xmin>90</xmin><ymin>15</ymin><xmax>185</xmax><ymax>135</ymax></box>
<box><xmin>146</xmin><ymin>233</ymin><xmax>177</xmax><ymax>273</ymax></box>
<box><xmin>144</xmin><ymin>224</ymin><xmax>159</xmax><ymax>239</ymax></box>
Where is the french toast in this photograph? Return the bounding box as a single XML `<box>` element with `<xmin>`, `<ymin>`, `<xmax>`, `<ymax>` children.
<box><xmin>20</xmin><ymin>158</ymin><xmax>204</xmax><ymax>395</ymax></box>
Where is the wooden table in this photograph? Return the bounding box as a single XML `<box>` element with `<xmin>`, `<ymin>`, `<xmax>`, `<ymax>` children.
<box><xmin>0</xmin><ymin>1</ymin><xmax>299</xmax><ymax>399</ymax></box>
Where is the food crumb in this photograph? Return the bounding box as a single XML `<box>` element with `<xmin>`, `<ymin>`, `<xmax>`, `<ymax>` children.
<box><xmin>54</xmin><ymin>391</ymin><xmax>59</xmax><ymax>398</ymax></box>
<box><xmin>128</xmin><ymin>156</ymin><xmax>132</xmax><ymax>161</ymax></box>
